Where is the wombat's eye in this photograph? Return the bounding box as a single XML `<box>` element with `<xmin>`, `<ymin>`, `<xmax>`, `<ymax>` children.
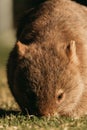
<box><xmin>57</xmin><ymin>93</ymin><xmax>64</xmax><ymax>101</ymax></box>
<box><xmin>56</xmin><ymin>89</ymin><xmax>64</xmax><ymax>103</ymax></box>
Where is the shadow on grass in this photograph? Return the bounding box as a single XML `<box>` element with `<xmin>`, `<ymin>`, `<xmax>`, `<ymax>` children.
<box><xmin>0</xmin><ymin>108</ymin><xmax>22</xmax><ymax>117</ymax></box>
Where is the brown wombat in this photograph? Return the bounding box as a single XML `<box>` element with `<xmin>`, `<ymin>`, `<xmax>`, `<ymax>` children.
<box><xmin>7</xmin><ymin>0</ymin><xmax>87</xmax><ymax>117</ymax></box>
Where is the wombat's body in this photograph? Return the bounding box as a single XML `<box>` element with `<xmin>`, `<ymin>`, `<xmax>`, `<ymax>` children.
<box><xmin>7</xmin><ymin>0</ymin><xmax>87</xmax><ymax>117</ymax></box>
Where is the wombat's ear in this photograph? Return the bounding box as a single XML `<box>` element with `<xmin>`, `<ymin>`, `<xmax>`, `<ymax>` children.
<box><xmin>16</xmin><ymin>41</ymin><xmax>28</xmax><ymax>56</ymax></box>
<box><xmin>66</xmin><ymin>40</ymin><xmax>79</xmax><ymax>64</ymax></box>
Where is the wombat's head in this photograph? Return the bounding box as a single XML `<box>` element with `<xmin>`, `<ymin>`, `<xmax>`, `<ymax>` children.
<box><xmin>15</xmin><ymin>41</ymin><xmax>84</xmax><ymax>117</ymax></box>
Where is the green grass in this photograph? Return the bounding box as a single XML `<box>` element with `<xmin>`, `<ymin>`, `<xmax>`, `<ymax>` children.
<box><xmin>0</xmin><ymin>43</ymin><xmax>87</xmax><ymax>130</ymax></box>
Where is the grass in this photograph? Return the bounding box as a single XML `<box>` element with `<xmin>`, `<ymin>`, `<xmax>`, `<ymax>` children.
<box><xmin>0</xmin><ymin>42</ymin><xmax>87</xmax><ymax>130</ymax></box>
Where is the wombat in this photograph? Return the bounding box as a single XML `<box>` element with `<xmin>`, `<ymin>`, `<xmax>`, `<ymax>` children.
<box><xmin>7</xmin><ymin>0</ymin><xmax>87</xmax><ymax>117</ymax></box>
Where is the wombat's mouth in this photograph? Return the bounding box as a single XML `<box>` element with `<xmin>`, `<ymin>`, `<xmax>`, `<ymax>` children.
<box><xmin>23</xmin><ymin>102</ymin><xmax>57</xmax><ymax>117</ymax></box>
<box><xmin>26</xmin><ymin>104</ymin><xmax>58</xmax><ymax>117</ymax></box>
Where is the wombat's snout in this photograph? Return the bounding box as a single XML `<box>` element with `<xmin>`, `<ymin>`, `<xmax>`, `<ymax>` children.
<box><xmin>32</xmin><ymin>106</ymin><xmax>57</xmax><ymax>117</ymax></box>
<box><xmin>37</xmin><ymin>108</ymin><xmax>58</xmax><ymax>117</ymax></box>
<box><xmin>26</xmin><ymin>90</ymin><xmax>57</xmax><ymax>116</ymax></box>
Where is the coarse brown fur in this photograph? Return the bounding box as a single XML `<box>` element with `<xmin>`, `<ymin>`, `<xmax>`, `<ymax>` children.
<box><xmin>7</xmin><ymin>0</ymin><xmax>87</xmax><ymax>117</ymax></box>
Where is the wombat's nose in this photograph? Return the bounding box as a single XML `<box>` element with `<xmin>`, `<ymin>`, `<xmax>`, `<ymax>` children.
<box><xmin>37</xmin><ymin>108</ymin><xmax>57</xmax><ymax>117</ymax></box>
<box><xmin>38</xmin><ymin>111</ymin><xmax>58</xmax><ymax>117</ymax></box>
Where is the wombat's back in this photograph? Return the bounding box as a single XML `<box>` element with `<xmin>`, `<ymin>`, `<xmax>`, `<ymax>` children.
<box><xmin>17</xmin><ymin>0</ymin><xmax>87</xmax><ymax>42</ymax></box>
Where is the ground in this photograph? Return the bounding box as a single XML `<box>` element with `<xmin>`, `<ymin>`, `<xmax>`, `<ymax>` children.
<box><xmin>0</xmin><ymin>37</ymin><xmax>87</xmax><ymax>130</ymax></box>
